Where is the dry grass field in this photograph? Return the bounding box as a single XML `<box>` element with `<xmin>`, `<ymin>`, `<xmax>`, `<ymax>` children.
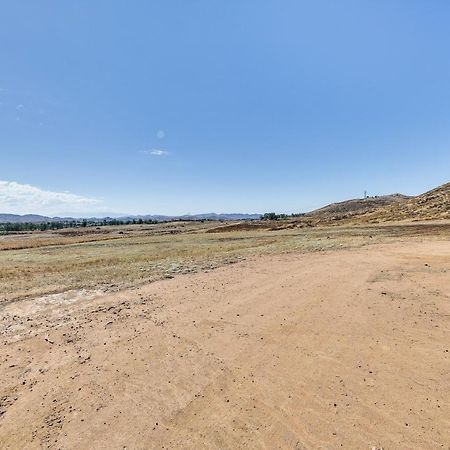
<box><xmin>2</xmin><ymin>221</ymin><xmax>450</xmax><ymax>305</ymax></box>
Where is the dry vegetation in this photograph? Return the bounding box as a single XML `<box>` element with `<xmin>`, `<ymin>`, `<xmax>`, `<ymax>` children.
<box><xmin>303</xmin><ymin>181</ymin><xmax>450</xmax><ymax>225</ymax></box>
<box><xmin>1</xmin><ymin>234</ymin><xmax>450</xmax><ymax>449</ymax></box>
<box><xmin>2</xmin><ymin>220</ymin><xmax>450</xmax><ymax>305</ymax></box>
<box><xmin>354</xmin><ymin>181</ymin><xmax>450</xmax><ymax>223</ymax></box>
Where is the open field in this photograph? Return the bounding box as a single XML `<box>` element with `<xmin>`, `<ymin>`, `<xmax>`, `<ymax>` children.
<box><xmin>1</xmin><ymin>222</ymin><xmax>450</xmax><ymax>449</ymax></box>
<box><xmin>1</xmin><ymin>221</ymin><xmax>450</xmax><ymax>305</ymax></box>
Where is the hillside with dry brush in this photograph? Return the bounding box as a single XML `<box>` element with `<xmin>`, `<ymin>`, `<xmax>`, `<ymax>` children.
<box><xmin>354</xmin><ymin>181</ymin><xmax>450</xmax><ymax>223</ymax></box>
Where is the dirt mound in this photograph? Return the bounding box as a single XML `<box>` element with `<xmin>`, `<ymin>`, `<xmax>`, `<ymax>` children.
<box><xmin>206</xmin><ymin>222</ymin><xmax>269</xmax><ymax>233</ymax></box>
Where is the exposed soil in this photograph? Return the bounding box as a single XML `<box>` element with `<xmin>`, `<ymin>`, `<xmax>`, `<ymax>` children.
<box><xmin>1</xmin><ymin>240</ymin><xmax>449</xmax><ymax>449</ymax></box>
<box><xmin>206</xmin><ymin>222</ymin><xmax>271</xmax><ymax>233</ymax></box>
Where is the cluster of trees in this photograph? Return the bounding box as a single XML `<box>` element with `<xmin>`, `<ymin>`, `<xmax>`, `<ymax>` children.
<box><xmin>0</xmin><ymin>218</ymin><xmax>160</xmax><ymax>234</ymax></box>
<box><xmin>260</xmin><ymin>212</ymin><xmax>305</xmax><ymax>221</ymax></box>
<box><xmin>0</xmin><ymin>221</ymin><xmax>75</xmax><ymax>233</ymax></box>
<box><xmin>260</xmin><ymin>212</ymin><xmax>288</xmax><ymax>221</ymax></box>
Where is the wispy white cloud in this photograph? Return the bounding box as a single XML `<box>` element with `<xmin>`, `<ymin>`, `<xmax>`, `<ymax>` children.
<box><xmin>141</xmin><ymin>149</ymin><xmax>170</xmax><ymax>156</ymax></box>
<box><xmin>0</xmin><ymin>180</ymin><xmax>102</xmax><ymax>215</ymax></box>
<box><xmin>156</xmin><ymin>129</ymin><xmax>165</xmax><ymax>139</ymax></box>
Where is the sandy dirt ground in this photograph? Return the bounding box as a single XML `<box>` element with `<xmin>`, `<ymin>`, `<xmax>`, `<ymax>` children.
<box><xmin>1</xmin><ymin>240</ymin><xmax>449</xmax><ymax>449</ymax></box>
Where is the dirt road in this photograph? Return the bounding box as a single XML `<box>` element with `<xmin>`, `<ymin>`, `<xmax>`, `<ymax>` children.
<box><xmin>1</xmin><ymin>240</ymin><xmax>449</xmax><ymax>449</ymax></box>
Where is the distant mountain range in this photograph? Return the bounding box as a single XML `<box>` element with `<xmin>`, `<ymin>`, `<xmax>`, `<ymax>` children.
<box><xmin>0</xmin><ymin>213</ymin><xmax>262</xmax><ymax>224</ymax></box>
<box><xmin>0</xmin><ymin>214</ymin><xmax>59</xmax><ymax>224</ymax></box>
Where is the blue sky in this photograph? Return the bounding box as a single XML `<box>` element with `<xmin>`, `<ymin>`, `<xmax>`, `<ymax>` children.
<box><xmin>1</xmin><ymin>0</ymin><xmax>450</xmax><ymax>216</ymax></box>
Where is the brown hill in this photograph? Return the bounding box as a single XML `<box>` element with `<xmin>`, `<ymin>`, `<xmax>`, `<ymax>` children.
<box><xmin>355</xmin><ymin>181</ymin><xmax>450</xmax><ymax>223</ymax></box>
<box><xmin>307</xmin><ymin>194</ymin><xmax>410</xmax><ymax>221</ymax></box>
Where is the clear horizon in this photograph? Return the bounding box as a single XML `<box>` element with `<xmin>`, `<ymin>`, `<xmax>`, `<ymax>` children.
<box><xmin>2</xmin><ymin>1</ymin><xmax>450</xmax><ymax>216</ymax></box>
<box><xmin>0</xmin><ymin>180</ymin><xmax>438</xmax><ymax>218</ymax></box>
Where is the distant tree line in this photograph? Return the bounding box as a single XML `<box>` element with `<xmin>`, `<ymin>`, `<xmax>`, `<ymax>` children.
<box><xmin>260</xmin><ymin>212</ymin><xmax>305</xmax><ymax>221</ymax></box>
<box><xmin>0</xmin><ymin>218</ymin><xmax>160</xmax><ymax>234</ymax></box>
<box><xmin>0</xmin><ymin>214</ymin><xmax>307</xmax><ymax>234</ymax></box>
